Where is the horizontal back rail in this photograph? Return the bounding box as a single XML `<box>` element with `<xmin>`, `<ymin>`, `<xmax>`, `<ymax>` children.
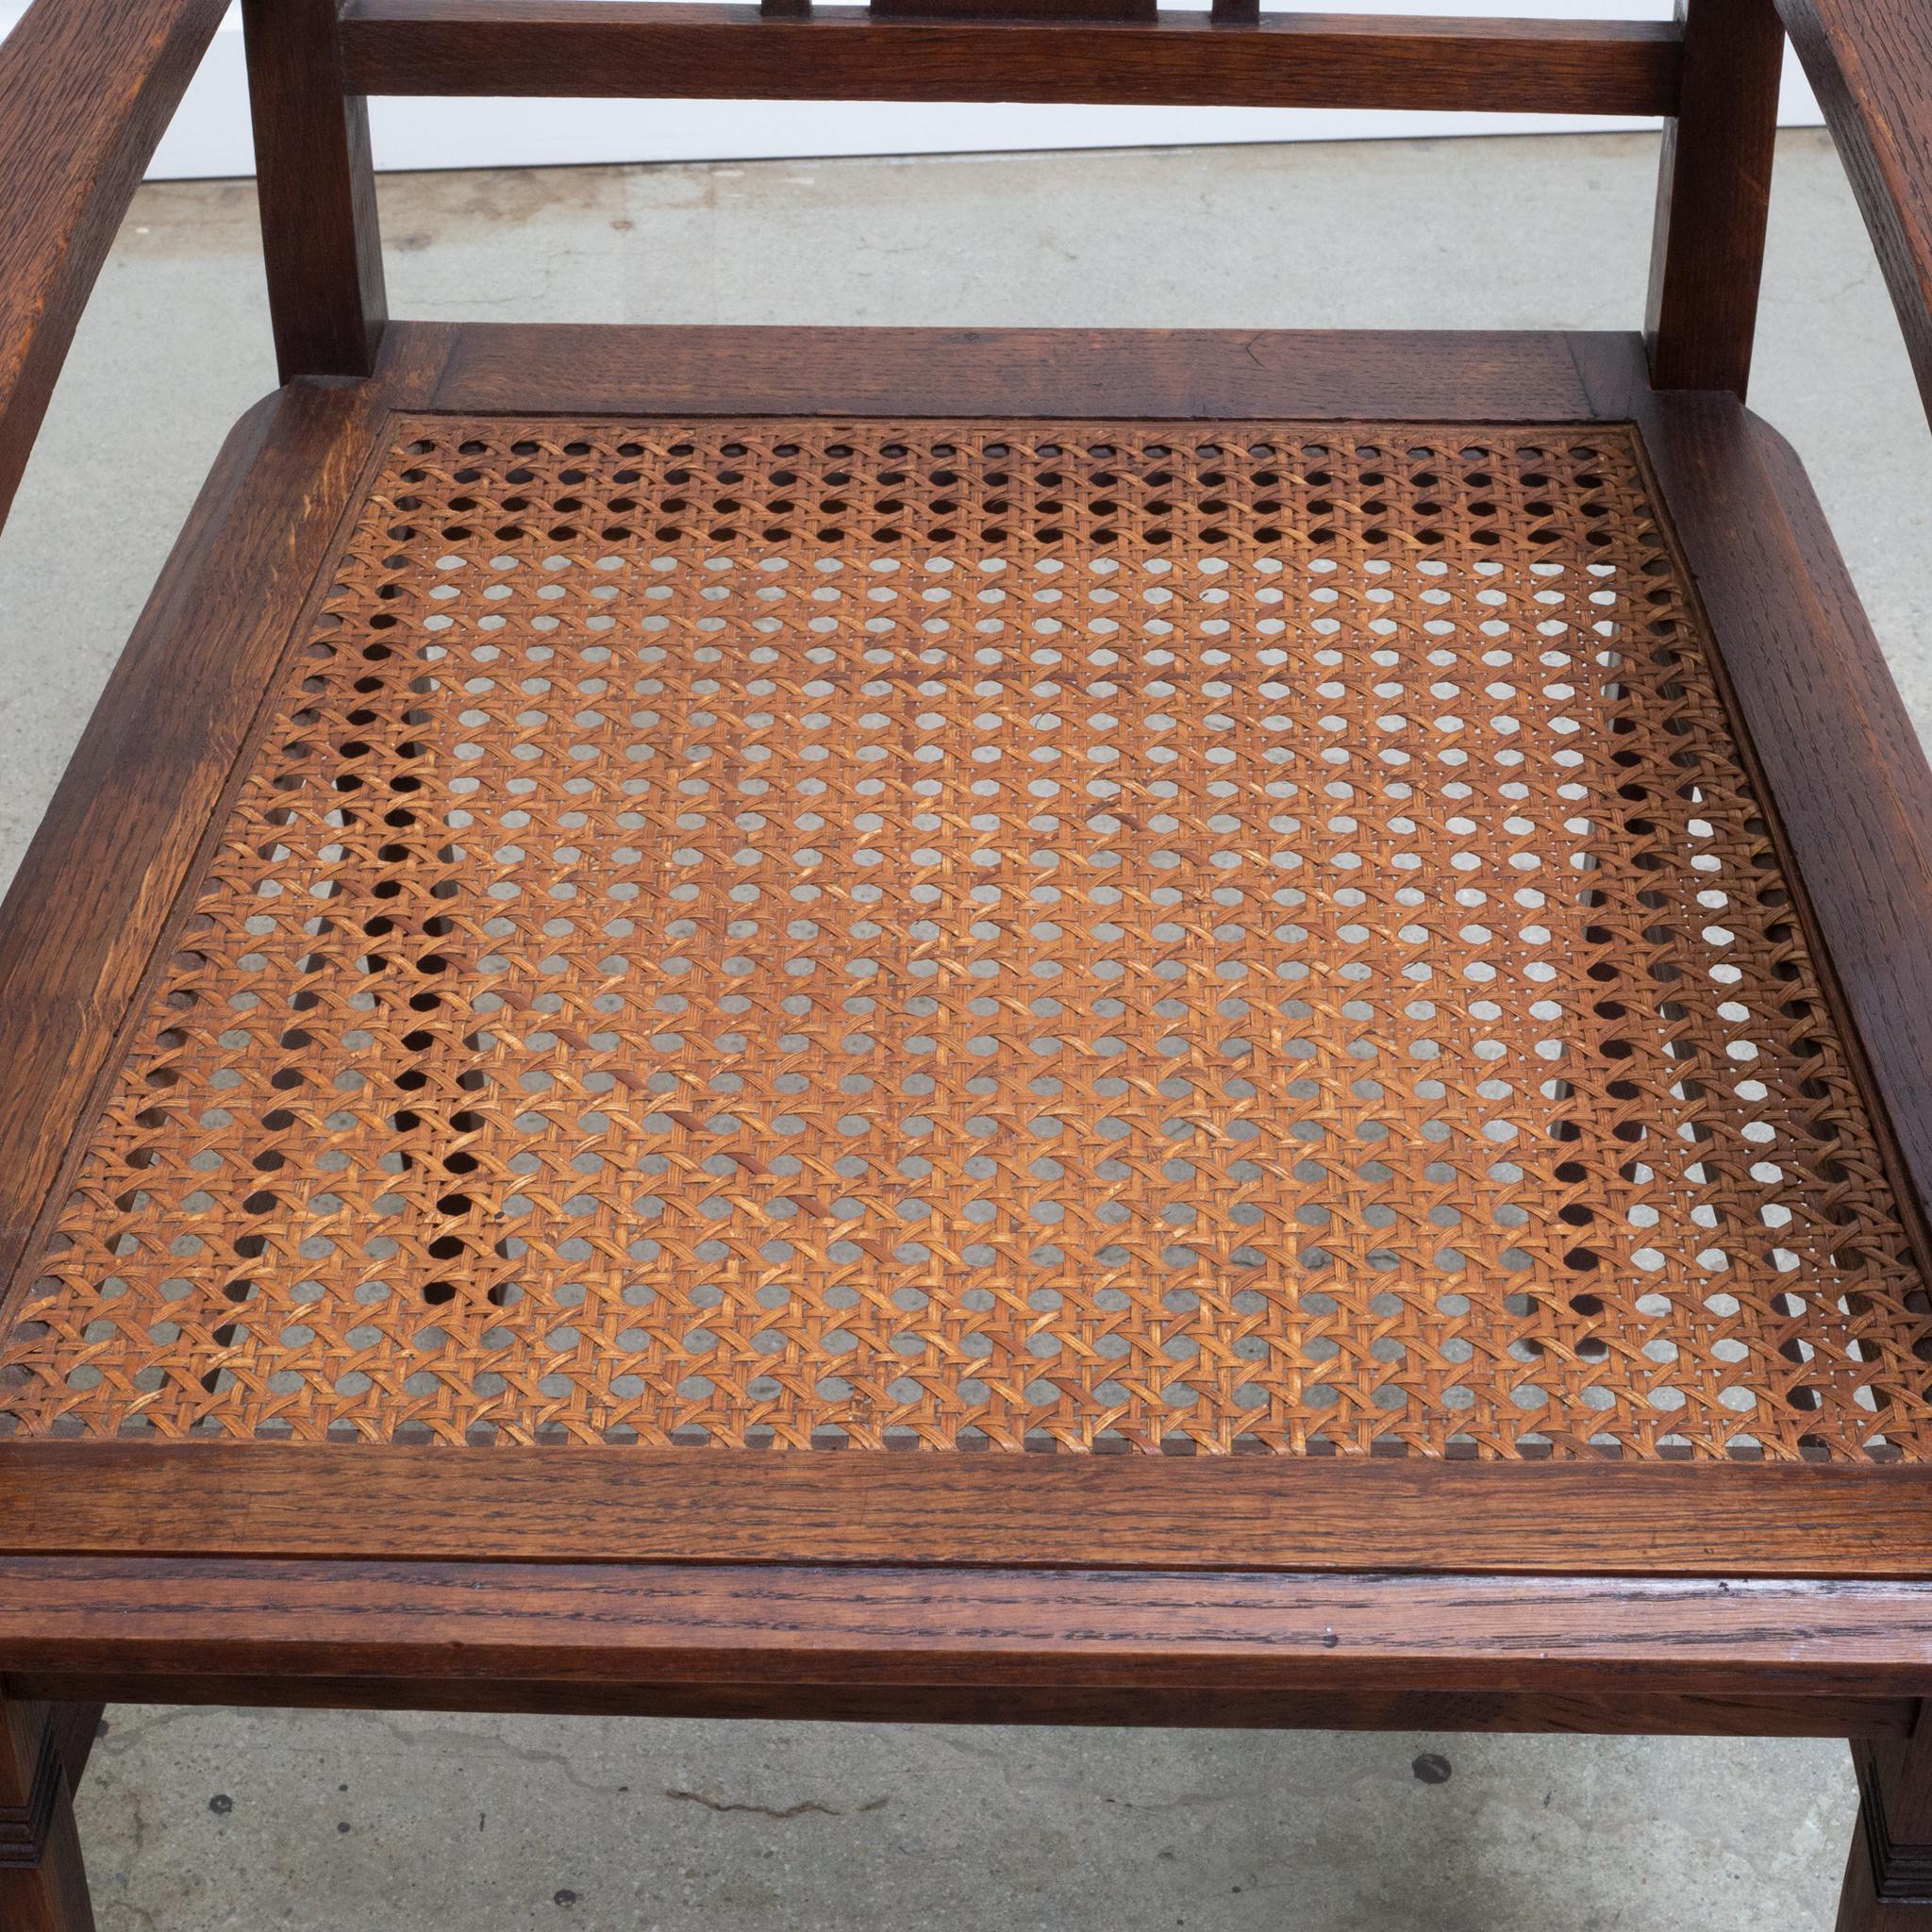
<box><xmin>337</xmin><ymin>2</ymin><xmax>1684</xmax><ymax>116</ymax></box>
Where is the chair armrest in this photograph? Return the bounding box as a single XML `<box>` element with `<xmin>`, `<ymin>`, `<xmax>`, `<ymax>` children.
<box><xmin>1776</xmin><ymin>0</ymin><xmax>1932</xmax><ymax>423</ymax></box>
<box><xmin>0</xmin><ymin>0</ymin><xmax>231</xmax><ymax>531</ymax></box>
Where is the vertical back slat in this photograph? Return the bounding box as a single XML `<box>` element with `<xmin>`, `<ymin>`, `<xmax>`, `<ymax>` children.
<box><xmin>1645</xmin><ymin>0</ymin><xmax>1784</xmax><ymax>395</ymax></box>
<box><xmin>243</xmin><ymin>0</ymin><xmax>388</xmax><ymax>380</ymax></box>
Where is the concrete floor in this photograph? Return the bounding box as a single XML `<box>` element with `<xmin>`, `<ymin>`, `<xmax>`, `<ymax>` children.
<box><xmin>1</xmin><ymin>128</ymin><xmax>1927</xmax><ymax>1928</ymax></box>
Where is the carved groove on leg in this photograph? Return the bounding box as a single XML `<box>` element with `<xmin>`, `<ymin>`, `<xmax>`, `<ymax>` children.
<box><xmin>1844</xmin><ymin>1718</ymin><xmax>1932</xmax><ymax>1929</ymax></box>
<box><xmin>0</xmin><ymin>1720</ymin><xmax>60</xmax><ymax>1869</ymax></box>
<box><xmin>0</xmin><ymin>1697</ymin><xmax>96</xmax><ymax>1931</ymax></box>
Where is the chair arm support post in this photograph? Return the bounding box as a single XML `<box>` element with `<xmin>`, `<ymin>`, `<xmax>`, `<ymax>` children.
<box><xmin>1645</xmin><ymin>0</ymin><xmax>1785</xmax><ymax>396</ymax></box>
<box><xmin>242</xmin><ymin>0</ymin><xmax>390</xmax><ymax>380</ymax></box>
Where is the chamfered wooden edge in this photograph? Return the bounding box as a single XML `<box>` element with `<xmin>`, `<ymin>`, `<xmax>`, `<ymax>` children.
<box><xmin>1603</xmin><ymin>380</ymin><xmax>1932</xmax><ymax>1318</ymax></box>
<box><xmin>0</xmin><ymin>331</ymin><xmax>458</xmax><ymax>1332</ymax></box>
<box><xmin>389</xmin><ymin>323</ymin><xmax>1635</xmax><ymax>423</ymax></box>
<box><xmin>338</xmin><ymin>1</ymin><xmax>1684</xmax><ymax>118</ymax></box>
<box><xmin>0</xmin><ymin>375</ymin><xmax>407</xmax><ymax>1314</ymax></box>
<box><xmin>5</xmin><ymin>1444</ymin><xmax>1932</xmax><ymax>1579</ymax></box>
<box><xmin>3</xmin><ymin>1667</ymin><xmax>1907</xmax><ymax>1738</ymax></box>
<box><xmin>0</xmin><ymin>1557</ymin><xmax>1931</xmax><ymax>1699</ymax></box>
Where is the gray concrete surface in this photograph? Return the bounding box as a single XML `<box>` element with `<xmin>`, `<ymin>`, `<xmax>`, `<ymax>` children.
<box><xmin>75</xmin><ymin>1709</ymin><xmax>1855</xmax><ymax>1931</ymax></box>
<box><xmin>1</xmin><ymin>128</ymin><xmax>1925</xmax><ymax>1927</ymax></box>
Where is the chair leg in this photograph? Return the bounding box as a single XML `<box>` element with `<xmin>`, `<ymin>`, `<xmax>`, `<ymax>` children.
<box><xmin>0</xmin><ymin>1697</ymin><xmax>98</xmax><ymax>1932</ymax></box>
<box><xmin>1841</xmin><ymin>1728</ymin><xmax>1932</xmax><ymax>1930</ymax></box>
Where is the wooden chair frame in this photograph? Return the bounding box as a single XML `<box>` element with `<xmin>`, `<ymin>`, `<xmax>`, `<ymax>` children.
<box><xmin>2</xmin><ymin>0</ymin><xmax>1932</xmax><ymax>1924</ymax></box>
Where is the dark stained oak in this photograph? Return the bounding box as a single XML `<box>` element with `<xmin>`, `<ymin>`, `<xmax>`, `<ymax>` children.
<box><xmin>1778</xmin><ymin>0</ymin><xmax>1932</xmax><ymax>423</ymax></box>
<box><xmin>242</xmin><ymin>0</ymin><xmax>389</xmax><ymax>379</ymax></box>
<box><xmin>1836</xmin><ymin>1818</ymin><xmax>1932</xmax><ymax>1932</ymax></box>
<box><xmin>1841</xmin><ymin>1722</ymin><xmax>1932</xmax><ymax>1928</ymax></box>
<box><xmin>1645</xmin><ymin>0</ymin><xmax>1785</xmax><ymax>394</ymax></box>
<box><xmin>4</xmin><ymin>0</ymin><xmax>1932</xmax><ymax>1919</ymax></box>
<box><xmin>4</xmin><ymin>1443</ymin><xmax>1932</xmax><ymax>1579</ymax></box>
<box><xmin>4</xmin><ymin>1673</ymin><xmax>1907</xmax><ymax>1740</ymax></box>
<box><xmin>870</xmin><ymin>0</ymin><xmax>1159</xmax><ymax>19</ymax></box>
<box><xmin>0</xmin><ymin>380</ymin><xmax>397</xmax><ymax>1309</ymax></box>
<box><xmin>338</xmin><ymin>1</ymin><xmax>1685</xmax><ymax>116</ymax></box>
<box><xmin>1623</xmin><ymin>394</ymin><xmax>1932</xmax><ymax>1295</ymax></box>
<box><xmin>0</xmin><ymin>0</ymin><xmax>230</xmax><ymax>533</ymax></box>
<box><xmin>3</xmin><ymin>1560</ymin><xmax>1932</xmax><ymax>1701</ymax></box>
<box><xmin>0</xmin><ymin>1698</ymin><xmax>93</xmax><ymax>1932</ymax></box>
<box><xmin>1601</xmin><ymin>388</ymin><xmax>1932</xmax><ymax>1932</ymax></box>
<box><xmin>401</xmin><ymin>321</ymin><xmax>1626</xmax><ymax>419</ymax></box>
<box><xmin>42</xmin><ymin>1709</ymin><xmax>100</xmax><ymax>1805</ymax></box>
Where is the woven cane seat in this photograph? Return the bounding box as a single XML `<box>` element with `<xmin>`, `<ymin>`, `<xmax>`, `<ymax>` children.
<box><xmin>2</xmin><ymin>415</ymin><xmax>1927</xmax><ymax>1463</ymax></box>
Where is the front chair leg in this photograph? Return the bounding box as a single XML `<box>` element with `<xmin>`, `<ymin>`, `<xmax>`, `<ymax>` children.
<box><xmin>0</xmin><ymin>1697</ymin><xmax>100</xmax><ymax>1932</ymax></box>
<box><xmin>1842</xmin><ymin>1723</ymin><xmax>1932</xmax><ymax>1930</ymax></box>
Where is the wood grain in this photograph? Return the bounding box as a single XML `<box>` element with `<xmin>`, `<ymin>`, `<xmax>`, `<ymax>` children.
<box><xmin>242</xmin><ymin>0</ymin><xmax>389</xmax><ymax>379</ymax></box>
<box><xmin>1843</xmin><ymin>1722</ymin><xmax>1932</xmax><ymax>1926</ymax></box>
<box><xmin>0</xmin><ymin>0</ymin><xmax>229</xmax><ymax>532</ymax></box>
<box><xmin>42</xmin><ymin>1709</ymin><xmax>98</xmax><ymax>1804</ymax></box>
<box><xmin>0</xmin><ymin>381</ymin><xmax>392</xmax><ymax>1307</ymax></box>
<box><xmin>870</xmin><ymin>0</ymin><xmax>1158</xmax><ymax>19</ymax></box>
<box><xmin>1777</xmin><ymin>0</ymin><xmax>1932</xmax><ymax>422</ymax></box>
<box><xmin>399</xmin><ymin>322</ymin><xmax>1628</xmax><ymax>420</ymax></box>
<box><xmin>1834</xmin><ymin>1810</ymin><xmax>1924</xmax><ymax>1932</ymax></box>
<box><xmin>4</xmin><ymin>1444</ymin><xmax>1932</xmax><ymax>1578</ymax></box>
<box><xmin>3</xmin><ymin>1558</ymin><xmax>1932</xmax><ymax>1699</ymax></box>
<box><xmin>0</xmin><ymin>0</ymin><xmax>1919</xmax><ymax>1906</ymax></box>
<box><xmin>1645</xmin><ymin>0</ymin><xmax>1785</xmax><ymax>395</ymax></box>
<box><xmin>338</xmin><ymin>1</ymin><xmax>1684</xmax><ymax>116</ymax></box>
<box><xmin>0</xmin><ymin>1698</ymin><xmax>92</xmax><ymax>1932</ymax></box>
<box><xmin>4</xmin><ymin>1671</ymin><xmax>1907</xmax><ymax>1738</ymax></box>
<box><xmin>1628</xmin><ymin>395</ymin><xmax>1932</xmax><ymax>1320</ymax></box>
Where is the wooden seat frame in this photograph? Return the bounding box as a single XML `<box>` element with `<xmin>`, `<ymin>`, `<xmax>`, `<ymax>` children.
<box><xmin>4</xmin><ymin>0</ymin><xmax>1932</xmax><ymax>1924</ymax></box>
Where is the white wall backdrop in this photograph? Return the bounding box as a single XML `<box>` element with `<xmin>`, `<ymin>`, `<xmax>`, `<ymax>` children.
<box><xmin>4</xmin><ymin>0</ymin><xmax>1824</xmax><ymax>179</ymax></box>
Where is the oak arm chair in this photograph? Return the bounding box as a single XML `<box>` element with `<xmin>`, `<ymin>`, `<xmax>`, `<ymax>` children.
<box><xmin>3</xmin><ymin>0</ymin><xmax>1932</xmax><ymax>1924</ymax></box>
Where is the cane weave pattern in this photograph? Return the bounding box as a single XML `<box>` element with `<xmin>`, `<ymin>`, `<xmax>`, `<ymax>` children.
<box><xmin>3</xmin><ymin>418</ymin><xmax>1929</xmax><ymax>1458</ymax></box>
